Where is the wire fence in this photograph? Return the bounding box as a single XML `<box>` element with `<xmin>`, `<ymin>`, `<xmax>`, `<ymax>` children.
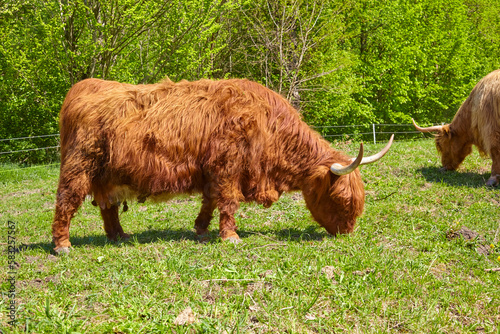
<box><xmin>311</xmin><ymin>123</ymin><xmax>424</xmax><ymax>144</ymax></box>
<box><xmin>0</xmin><ymin>131</ymin><xmax>60</xmax><ymax>166</ymax></box>
<box><xmin>0</xmin><ymin>123</ymin><xmax>432</xmax><ymax>174</ymax></box>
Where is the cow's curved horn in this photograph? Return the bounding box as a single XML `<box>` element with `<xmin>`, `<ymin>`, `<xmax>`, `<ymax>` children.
<box><xmin>330</xmin><ymin>143</ymin><xmax>364</xmax><ymax>175</ymax></box>
<box><xmin>412</xmin><ymin>118</ymin><xmax>443</xmax><ymax>133</ymax></box>
<box><xmin>359</xmin><ymin>134</ymin><xmax>394</xmax><ymax>165</ymax></box>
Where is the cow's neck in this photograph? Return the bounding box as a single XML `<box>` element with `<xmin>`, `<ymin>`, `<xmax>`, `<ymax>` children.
<box><xmin>450</xmin><ymin>101</ymin><xmax>474</xmax><ymax>144</ymax></box>
<box><xmin>271</xmin><ymin>126</ymin><xmax>346</xmax><ymax>191</ymax></box>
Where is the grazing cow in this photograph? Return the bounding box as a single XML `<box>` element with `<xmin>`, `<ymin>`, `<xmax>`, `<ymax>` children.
<box><xmin>413</xmin><ymin>69</ymin><xmax>500</xmax><ymax>186</ymax></box>
<box><xmin>52</xmin><ymin>78</ymin><xmax>393</xmax><ymax>253</ymax></box>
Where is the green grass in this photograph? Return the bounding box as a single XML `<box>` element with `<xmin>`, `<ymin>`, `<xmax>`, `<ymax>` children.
<box><xmin>1</xmin><ymin>139</ymin><xmax>499</xmax><ymax>333</ymax></box>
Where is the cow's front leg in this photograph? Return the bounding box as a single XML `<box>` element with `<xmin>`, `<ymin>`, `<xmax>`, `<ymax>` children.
<box><xmin>211</xmin><ymin>164</ymin><xmax>243</xmax><ymax>242</ymax></box>
<box><xmin>217</xmin><ymin>195</ymin><xmax>241</xmax><ymax>242</ymax></box>
<box><xmin>194</xmin><ymin>185</ymin><xmax>217</xmax><ymax>241</ymax></box>
<box><xmin>486</xmin><ymin>149</ymin><xmax>500</xmax><ymax>187</ymax></box>
<box><xmin>100</xmin><ymin>205</ymin><xmax>130</xmax><ymax>241</ymax></box>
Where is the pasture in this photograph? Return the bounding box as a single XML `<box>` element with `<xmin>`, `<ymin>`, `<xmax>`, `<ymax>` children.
<box><xmin>1</xmin><ymin>138</ymin><xmax>499</xmax><ymax>333</ymax></box>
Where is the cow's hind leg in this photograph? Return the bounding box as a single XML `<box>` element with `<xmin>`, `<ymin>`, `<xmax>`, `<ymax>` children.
<box><xmin>100</xmin><ymin>205</ymin><xmax>130</xmax><ymax>241</ymax></box>
<box><xmin>52</xmin><ymin>171</ymin><xmax>90</xmax><ymax>254</ymax></box>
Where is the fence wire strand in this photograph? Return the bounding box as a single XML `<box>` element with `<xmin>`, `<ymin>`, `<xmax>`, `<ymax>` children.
<box><xmin>0</xmin><ymin>133</ymin><xmax>60</xmax><ymax>142</ymax></box>
<box><xmin>0</xmin><ymin>145</ymin><xmax>60</xmax><ymax>155</ymax></box>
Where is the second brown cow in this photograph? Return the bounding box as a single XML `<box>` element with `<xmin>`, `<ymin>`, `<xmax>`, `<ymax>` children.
<box><xmin>413</xmin><ymin>69</ymin><xmax>500</xmax><ymax>186</ymax></box>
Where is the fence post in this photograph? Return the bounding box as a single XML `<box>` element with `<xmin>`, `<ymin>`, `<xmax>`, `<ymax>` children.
<box><xmin>372</xmin><ymin>124</ymin><xmax>376</xmax><ymax>144</ymax></box>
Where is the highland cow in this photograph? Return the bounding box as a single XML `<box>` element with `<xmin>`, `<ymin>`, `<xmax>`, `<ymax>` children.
<box><xmin>52</xmin><ymin>78</ymin><xmax>393</xmax><ymax>253</ymax></box>
<box><xmin>413</xmin><ymin>69</ymin><xmax>500</xmax><ymax>186</ymax></box>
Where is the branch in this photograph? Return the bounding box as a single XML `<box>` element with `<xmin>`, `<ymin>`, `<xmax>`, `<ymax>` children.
<box><xmin>295</xmin><ymin>65</ymin><xmax>344</xmax><ymax>85</ymax></box>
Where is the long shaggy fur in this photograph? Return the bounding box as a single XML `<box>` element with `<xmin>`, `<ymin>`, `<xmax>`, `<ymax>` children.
<box><xmin>434</xmin><ymin>69</ymin><xmax>500</xmax><ymax>185</ymax></box>
<box><xmin>52</xmin><ymin>78</ymin><xmax>365</xmax><ymax>251</ymax></box>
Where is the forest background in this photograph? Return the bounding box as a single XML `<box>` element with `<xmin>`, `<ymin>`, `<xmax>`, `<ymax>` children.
<box><xmin>1</xmin><ymin>0</ymin><xmax>500</xmax><ymax>163</ymax></box>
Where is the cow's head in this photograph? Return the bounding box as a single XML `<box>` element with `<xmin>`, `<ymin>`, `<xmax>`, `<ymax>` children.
<box><xmin>302</xmin><ymin>168</ymin><xmax>364</xmax><ymax>235</ymax></box>
<box><xmin>412</xmin><ymin>119</ymin><xmax>472</xmax><ymax>171</ymax></box>
<box><xmin>302</xmin><ymin>135</ymin><xmax>393</xmax><ymax>235</ymax></box>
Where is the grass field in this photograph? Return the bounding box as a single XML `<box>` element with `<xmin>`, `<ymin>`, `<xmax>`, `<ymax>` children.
<box><xmin>1</xmin><ymin>138</ymin><xmax>499</xmax><ymax>333</ymax></box>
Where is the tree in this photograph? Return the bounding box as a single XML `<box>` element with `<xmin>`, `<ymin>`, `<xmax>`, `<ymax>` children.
<box><xmin>227</xmin><ymin>0</ymin><xmax>347</xmax><ymax>109</ymax></box>
<box><xmin>341</xmin><ymin>0</ymin><xmax>490</xmax><ymax>124</ymax></box>
<box><xmin>0</xmin><ymin>0</ymin><xmax>231</xmax><ymax>163</ymax></box>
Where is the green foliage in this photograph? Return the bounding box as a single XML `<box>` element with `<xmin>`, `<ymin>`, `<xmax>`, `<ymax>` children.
<box><xmin>339</xmin><ymin>0</ymin><xmax>494</xmax><ymax>125</ymax></box>
<box><xmin>2</xmin><ymin>0</ymin><xmax>500</xmax><ymax>163</ymax></box>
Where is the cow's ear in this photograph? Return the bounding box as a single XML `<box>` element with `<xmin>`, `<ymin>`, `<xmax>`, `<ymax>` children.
<box><xmin>442</xmin><ymin>125</ymin><xmax>452</xmax><ymax>137</ymax></box>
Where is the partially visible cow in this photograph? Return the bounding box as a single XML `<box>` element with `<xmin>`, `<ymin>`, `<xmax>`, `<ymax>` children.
<box><xmin>52</xmin><ymin>78</ymin><xmax>393</xmax><ymax>253</ymax></box>
<box><xmin>413</xmin><ymin>69</ymin><xmax>500</xmax><ymax>186</ymax></box>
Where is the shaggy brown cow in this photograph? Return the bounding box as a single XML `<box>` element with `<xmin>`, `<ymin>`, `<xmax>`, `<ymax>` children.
<box><xmin>52</xmin><ymin>78</ymin><xmax>393</xmax><ymax>253</ymax></box>
<box><xmin>413</xmin><ymin>69</ymin><xmax>500</xmax><ymax>186</ymax></box>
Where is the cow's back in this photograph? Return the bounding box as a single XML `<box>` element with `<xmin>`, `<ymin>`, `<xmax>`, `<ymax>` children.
<box><xmin>59</xmin><ymin>78</ymin><xmax>273</xmax><ymax>199</ymax></box>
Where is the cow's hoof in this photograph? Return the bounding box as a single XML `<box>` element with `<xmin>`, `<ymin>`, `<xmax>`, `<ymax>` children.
<box><xmin>119</xmin><ymin>233</ymin><xmax>131</xmax><ymax>240</ymax></box>
<box><xmin>220</xmin><ymin>230</ymin><xmax>241</xmax><ymax>243</ymax></box>
<box><xmin>54</xmin><ymin>247</ymin><xmax>71</xmax><ymax>255</ymax></box>
<box><xmin>107</xmin><ymin>233</ymin><xmax>130</xmax><ymax>242</ymax></box>
<box><xmin>486</xmin><ymin>177</ymin><xmax>499</xmax><ymax>187</ymax></box>
<box><xmin>197</xmin><ymin>233</ymin><xmax>210</xmax><ymax>243</ymax></box>
<box><xmin>226</xmin><ymin>237</ymin><xmax>242</xmax><ymax>244</ymax></box>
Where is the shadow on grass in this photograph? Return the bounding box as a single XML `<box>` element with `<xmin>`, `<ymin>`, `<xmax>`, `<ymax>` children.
<box><xmin>418</xmin><ymin>166</ymin><xmax>492</xmax><ymax>188</ymax></box>
<box><xmin>26</xmin><ymin>225</ymin><xmax>330</xmax><ymax>254</ymax></box>
<box><xmin>239</xmin><ymin>225</ymin><xmax>327</xmax><ymax>241</ymax></box>
<box><xmin>26</xmin><ymin>228</ymin><xmax>198</xmax><ymax>254</ymax></box>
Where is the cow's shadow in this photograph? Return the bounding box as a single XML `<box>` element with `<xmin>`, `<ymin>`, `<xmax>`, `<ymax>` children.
<box><xmin>417</xmin><ymin>166</ymin><xmax>492</xmax><ymax>188</ymax></box>
<box><xmin>239</xmin><ymin>225</ymin><xmax>327</xmax><ymax>241</ymax></box>
<box><xmin>25</xmin><ymin>225</ymin><xmax>328</xmax><ymax>254</ymax></box>
<box><xmin>25</xmin><ymin>228</ymin><xmax>198</xmax><ymax>253</ymax></box>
